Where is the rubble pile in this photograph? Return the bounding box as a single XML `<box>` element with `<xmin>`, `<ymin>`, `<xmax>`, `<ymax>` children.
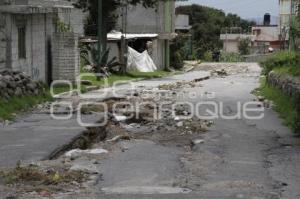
<box><xmin>0</xmin><ymin>70</ymin><xmax>44</xmax><ymax>100</ymax></box>
<box><xmin>158</xmin><ymin>81</ymin><xmax>197</xmax><ymax>90</ymax></box>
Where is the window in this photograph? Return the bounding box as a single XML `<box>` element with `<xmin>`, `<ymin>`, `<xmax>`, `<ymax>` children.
<box><xmin>18</xmin><ymin>26</ymin><xmax>26</xmax><ymax>59</ymax></box>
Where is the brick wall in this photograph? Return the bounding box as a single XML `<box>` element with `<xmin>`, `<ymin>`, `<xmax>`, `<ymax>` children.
<box><xmin>51</xmin><ymin>32</ymin><xmax>79</xmax><ymax>82</ymax></box>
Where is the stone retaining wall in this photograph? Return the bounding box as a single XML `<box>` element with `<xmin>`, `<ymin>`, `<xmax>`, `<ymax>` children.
<box><xmin>0</xmin><ymin>70</ymin><xmax>44</xmax><ymax>100</ymax></box>
<box><xmin>268</xmin><ymin>71</ymin><xmax>300</xmax><ymax>97</ymax></box>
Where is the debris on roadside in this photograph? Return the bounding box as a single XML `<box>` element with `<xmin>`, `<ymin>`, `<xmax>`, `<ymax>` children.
<box><xmin>114</xmin><ymin>115</ymin><xmax>128</xmax><ymax>122</ymax></box>
<box><xmin>191</xmin><ymin>139</ymin><xmax>205</xmax><ymax>146</ymax></box>
<box><xmin>65</xmin><ymin>148</ymin><xmax>108</xmax><ymax>158</ymax></box>
<box><xmin>0</xmin><ymin>73</ymin><xmax>217</xmax><ymax>198</ymax></box>
<box><xmin>212</xmin><ymin>69</ymin><xmax>228</xmax><ymax>77</ymax></box>
<box><xmin>193</xmin><ymin>76</ymin><xmax>210</xmax><ymax>82</ymax></box>
<box><xmin>253</xmin><ymin>96</ymin><xmax>274</xmax><ymax>109</ymax></box>
<box><xmin>106</xmin><ymin>135</ymin><xmax>131</xmax><ymax>143</ymax></box>
<box><xmin>257</xmin><ymin>96</ymin><xmax>265</xmax><ymax>102</ymax></box>
<box><xmin>0</xmin><ymin>162</ymin><xmax>87</xmax><ymax>193</ymax></box>
<box><xmin>158</xmin><ymin>81</ymin><xmax>197</xmax><ymax>90</ymax></box>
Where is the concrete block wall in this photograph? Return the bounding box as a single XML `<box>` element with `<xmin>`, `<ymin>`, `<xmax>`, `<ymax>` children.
<box><xmin>51</xmin><ymin>32</ymin><xmax>79</xmax><ymax>82</ymax></box>
<box><xmin>0</xmin><ymin>13</ymin><xmax>5</xmax><ymax>70</ymax></box>
<box><xmin>10</xmin><ymin>14</ymin><xmax>47</xmax><ymax>81</ymax></box>
<box><xmin>0</xmin><ymin>32</ymin><xmax>5</xmax><ymax>70</ymax></box>
<box><xmin>117</xmin><ymin>4</ymin><xmax>158</xmax><ymax>33</ymax></box>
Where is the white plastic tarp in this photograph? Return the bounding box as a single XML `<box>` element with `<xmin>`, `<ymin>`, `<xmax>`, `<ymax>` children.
<box><xmin>127</xmin><ymin>47</ymin><xmax>157</xmax><ymax>72</ymax></box>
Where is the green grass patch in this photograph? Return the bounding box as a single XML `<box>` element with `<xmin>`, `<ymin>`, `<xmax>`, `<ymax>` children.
<box><xmin>0</xmin><ymin>92</ymin><xmax>53</xmax><ymax>121</ymax></box>
<box><xmin>51</xmin><ymin>85</ymin><xmax>87</xmax><ymax>95</ymax></box>
<box><xmin>273</xmin><ymin>66</ymin><xmax>300</xmax><ymax>77</ymax></box>
<box><xmin>53</xmin><ymin>70</ymin><xmax>172</xmax><ymax>95</ymax></box>
<box><xmin>260</xmin><ymin>51</ymin><xmax>299</xmax><ymax>76</ymax></box>
<box><xmin>257</xmin><ymin>77</ymin><xmax>300</xmax><ymax>133</ymax></box>
<box><xmin>82</xmin><ymin>70</ymin><xmax>171</xmax><ymax>87</ymax></box>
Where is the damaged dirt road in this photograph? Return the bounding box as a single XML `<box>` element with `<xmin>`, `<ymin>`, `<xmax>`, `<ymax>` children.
<box><xmin>1</xmin><ymin>63</ymin><xmax>300</xmax><ymax>199</ymax></box>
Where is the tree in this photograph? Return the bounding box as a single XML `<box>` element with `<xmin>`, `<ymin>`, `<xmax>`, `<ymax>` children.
<box><xmin>176</xmin><ymin>4</ymin><xmax>255</xmax><ymax>59</ymax></box>
<box><xmin>72</xmin><ymin>0</ymin><xmax>161</xmax><ymax>36</ymax></box>
<box><xmin>238</xmin><ymin>38</ymin><xmax>251</xmax><ymax>55</ymax></box>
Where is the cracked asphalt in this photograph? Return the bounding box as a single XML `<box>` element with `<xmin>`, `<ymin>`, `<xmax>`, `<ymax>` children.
<box><xmin>2</xmin><ymin>63</ymin><xmax>300</xmax><ymax>199</ymax></box>
<box><xmin>51</xmin><ymin>63</ymin><xmax>300</xmax><ymax>199</ymax></box>
<box><xmin>96</xmin><ymin>63</ymin><xmax>300</xmax><ymax>199</ymax></box>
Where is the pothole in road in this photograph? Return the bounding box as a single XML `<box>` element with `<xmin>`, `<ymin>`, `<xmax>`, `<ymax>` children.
<box><xmin>101</xmin><ymin>186</ymin><xmax>191</xmax><ymax>194</ymax></box>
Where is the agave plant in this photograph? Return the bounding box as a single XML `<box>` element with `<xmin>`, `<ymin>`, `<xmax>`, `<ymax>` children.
<box><xmin>81</xmin><ymin>44</ymin><xmax>120</xmax><ymax>77</ymax></box>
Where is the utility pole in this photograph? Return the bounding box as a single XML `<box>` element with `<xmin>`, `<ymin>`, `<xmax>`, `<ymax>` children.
<box><xmin>97</xmin><ymin>0</ymin><xmax>103</xmax><ymax>78</ymax></box>
<box><xmin>120</xmin><ymin>0</ymin><xmax>128</xmax><ymax>74</ymax></box>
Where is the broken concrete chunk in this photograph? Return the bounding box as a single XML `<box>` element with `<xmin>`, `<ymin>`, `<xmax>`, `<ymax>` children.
<box><xmin>257</xmin><ymin>96</ymin><xmax>265</xmax><ymax>102</ymax></box>
<box><xmin>70</xmin><ymin>162</ymin><xmax>100</xmax><ymax>174</ymax></box>
<box><xmin>106</xmin><ymin>135</ymin><xmax>131</xmax><ymax>143</ymax></box>
<box><xmin>176</xmin><ymin>121</ymin><xmax>184</xmax><ymax>127</ymax></box>
<box><xmin>192</xmin><ymin>139</ymin><xmax>204</xmax><ymax>145</ymax></box>
<box><xmin>65</xmin><ymin>148</ymin><xmax>108</xmax><ymax>158</ymax></box>
<box><xmin>114</xmin><ymin>115</ymin><xmax>128</xmax><ymax>122</ymax></box>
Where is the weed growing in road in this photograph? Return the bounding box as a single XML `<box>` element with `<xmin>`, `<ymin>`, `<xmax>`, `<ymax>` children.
<box><xmin>0</xmin><ymin>162</ymin><xmax>87</xmax><ymax>186</ymax></box>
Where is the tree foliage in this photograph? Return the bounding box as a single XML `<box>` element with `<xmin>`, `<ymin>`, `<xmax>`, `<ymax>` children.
<box><xmin>176</xmin><ymin>4</ymin><xmax>255</xmax><ymax>58</ymax></box>
<box><xmin>238</xmin><ymin>38</ymin><xmax>251</xmax><ymax>55</ymax></box>
<box><xmin>72</xmin><ymin>0</ymin><xmax>161</xmax><ymax>35</ymax></box>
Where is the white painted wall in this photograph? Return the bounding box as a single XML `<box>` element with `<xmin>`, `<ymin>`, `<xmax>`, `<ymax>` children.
<box><xmin>117</xmin><ymin>4</ymin><xmax>158</xmax><ymax>33</ymax></box>
<box><xmin>175</xmin><ymin>14</ymin><xmax>190</xmax><ymax>30</ymax></box>
<box><xmin>223</xmin><ymin>40</ymin><xmax>239</xmax><ymax>53</ymax></box>
<box><xmin>252</xmin><ymin>26</ymin><xmax>279</xmax><ymax>41</ymax></box>
<box><xmin>107</xmin><ymin>42</ymin><xmax>119</xmax><ymax>63</ymax></box>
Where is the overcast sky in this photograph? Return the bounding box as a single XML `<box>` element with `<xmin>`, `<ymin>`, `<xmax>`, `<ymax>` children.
<box><xmin>177</xmin><ymin>0</ymin><xmax>279</xmax><ymax>19</ymax></box>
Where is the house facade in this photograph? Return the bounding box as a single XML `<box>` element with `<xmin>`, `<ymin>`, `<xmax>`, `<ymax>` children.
<box><xmin>252</xmin><ymin>25</ymin><xmax>281</xmax><ymax>53</ymax></box>
<box><xmin>220</xmin><ymin>28</ymin><xmax>254</xmax><ymax>53</ymax></box>
<box><xmin>220</xmin><ymin>14</ymin><xmax>282</xmax><ymax>54</ymax></box>
<box><xmin>115</xmin><ymin>1</ymin><xmax>176</xmax><ymax>70</ymax></box>
<box><xmin>0</xmin><ymin>0</ymin><xmax>82</xmax><ymax>83</ymax></box>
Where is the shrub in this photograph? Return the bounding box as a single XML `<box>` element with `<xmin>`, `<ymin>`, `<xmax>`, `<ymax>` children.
<box><xmin>203</xmin><ymin>51</ymin><xmax>213</xmax><ymax>62</ymax></box>
<box><xmin>260</xmin><ymin>51</ymin><xmax>299</xmax><ymax>75</ymax></box>
<box><xmin>238</xmin><ymin>38</ymin><xmax>251</xmax><ymax>55</ymax></box>
<box><xmin>171</xmin><ymin>51</ymin><xmax>184</xmax><ymax>69</ymax></box>
<box><xmin>220</xmin><ymin>52</ymin><xmax>244</xmax><ymax>62</ymax></box>
<box><xmin>170</xmin><ymin>35</ymin><xmax>187</xmax><ymax>69</ymax></box>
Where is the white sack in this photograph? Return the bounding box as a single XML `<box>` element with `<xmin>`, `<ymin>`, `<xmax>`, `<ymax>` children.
<box><xmin>127</xmin><ymin>47</ymin><xmax>157</xmax><ymax>72</ymax></box>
